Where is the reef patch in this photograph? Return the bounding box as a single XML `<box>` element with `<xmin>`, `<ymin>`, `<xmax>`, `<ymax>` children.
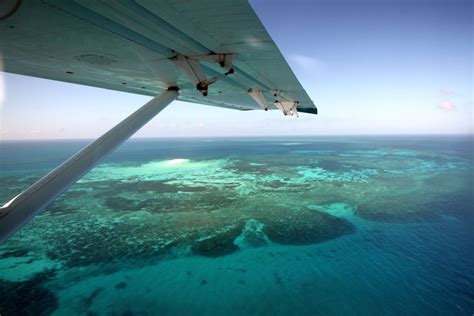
<box><xmin>0</xmin><ymin>270</ymin><xmax>58</xmax><ymax>315</ymax></box>
<box><xmin>263</xmin><ymin>208</ymin><xmax>355</xmax><ymax>245</ymax></box>
<box><xmin>192</xmin><ymin>223</ymin><xmax>244</xmax><ymax>257</ymax></box>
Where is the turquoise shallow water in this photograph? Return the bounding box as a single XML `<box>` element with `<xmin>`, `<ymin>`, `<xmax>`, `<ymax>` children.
<box><xmin>0</xmin><ymin>136</ymin><xmax>473</xmax><ymax>315</ymax></box>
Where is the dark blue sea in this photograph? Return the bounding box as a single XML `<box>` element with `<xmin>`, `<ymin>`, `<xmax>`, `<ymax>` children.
<box><xmin>0</xmin><ymin>136</ymin><xmax>473</xmax><ymax>315</ymax></box>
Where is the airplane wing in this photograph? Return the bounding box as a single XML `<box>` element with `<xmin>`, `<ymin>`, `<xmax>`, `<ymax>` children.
<box><xmin>0</xmin><ymin>0</ymin><xmax>317</xmax><ymax>115</ymax></box>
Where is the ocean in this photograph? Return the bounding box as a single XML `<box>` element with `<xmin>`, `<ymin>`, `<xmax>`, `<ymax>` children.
<box><xmin>0</xmin><ymin>136</ymin><xmax>473</xmax><ymax>315</ymax></box>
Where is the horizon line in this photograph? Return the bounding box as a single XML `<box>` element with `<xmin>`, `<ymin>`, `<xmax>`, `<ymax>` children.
<box><xmin>1</xmin><ymin>133</ymin><xmax>473</xmax><ymax>142</ymax></box>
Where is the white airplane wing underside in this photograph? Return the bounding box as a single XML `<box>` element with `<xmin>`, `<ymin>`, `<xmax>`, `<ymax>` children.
<box><xmin>0</xmin><ymin>0</ymin><xmax>317</xmax><ymax>114</ymax></box>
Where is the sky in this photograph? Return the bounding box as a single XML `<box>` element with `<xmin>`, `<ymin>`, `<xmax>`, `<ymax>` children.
<box><xmin>0</xmin><ymin>0</ymin><xmax>472</xmax><ymax>140</ymax></box>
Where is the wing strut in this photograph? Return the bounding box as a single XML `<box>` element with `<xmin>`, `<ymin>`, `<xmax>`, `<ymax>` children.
<box><xmin>0</xmin><ymin>87</ymin><xmax>179</xmax><ymax>243</ymax></box>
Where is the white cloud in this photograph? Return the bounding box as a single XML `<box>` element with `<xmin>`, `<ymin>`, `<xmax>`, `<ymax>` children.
<box><xmin>0</xmin><ymin>63</ymin><xmax>5</xmax><ymax>107</ymax></box>
<box><xmin>288</xmin><ymin>54</ymin><xmax>324</xmax><ymax>71</ymax></box>
<box><xmin>438</xmin><ymin>100</ymin><xmax>456</xmax><ymax>111</ymax></box>
<box><xmin>439</xmin><ymin>89</ymin><xmax>455</xmax><ymax>96</ymax></box>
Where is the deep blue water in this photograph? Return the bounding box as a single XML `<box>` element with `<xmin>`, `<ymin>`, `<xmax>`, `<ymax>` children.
<box><xmin>0</xmin><ymin>136</ymin><xmax>473</xmax><ymax>315</ymax></box>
